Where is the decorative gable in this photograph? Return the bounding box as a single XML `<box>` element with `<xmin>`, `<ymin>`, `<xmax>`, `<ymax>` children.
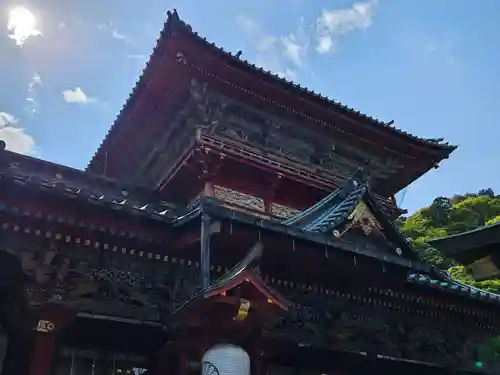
<box><xmin>331</xmin><ymin>200</ymin><xmax>404</xmax><ymax>258</ymax></box>
<box><xmin>336</xmin><ymin>200</ymin><xmax>382</xmax><ymax>237</ymax></box>
<box><xmin>283</xmin><ymin>173</ymin><xmax>417</xmax><ymax>261</ymax></box>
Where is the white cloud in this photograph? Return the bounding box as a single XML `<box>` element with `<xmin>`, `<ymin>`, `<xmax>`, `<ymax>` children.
<box><xmin>423</xmin><ymin>36</ymin><xmax>461</xmax><ymax>69</ymax></box>
<box><xmin>62</xmin><ymin>87</ymin><xmax>96</xmax><ymax>104</ymax></box>
<box><xmin>126</xmin><ymin>54</ymin><xmax>146</xmax><ymax>60</ymax></box>
<box><xmin>237</xmin><ymin>14</ymin><xmax>300</xmax><ymax>81</ymax></box>
<box><xmin>238</xmin><ymin>15</ymin><xmax>261</xmax><ymax>38</ymax></box>
<box><xmin>281</xmin><ymin>35</ymin><xmax>305</xmax><ymax>66</ymax></box>
<box><xmin>282</xmin><ymin>68</ymin><xmax>298</xmax><ymax>81</ymax></box>
<box><xmin>26</xmin><ymin>73</ymin><xmax>42</xmax><ymax>114</ymax></box>
<box><xmin>281</xmin><ymin>20</ymin><xmax>309</xmax><ymax>67</ymax></box>
<box><xmin>112</xmin><ymin>30</ymin><xmax>130</xmax><ymax>42</ymax></box>
<box><xmin>0</xmin><ymin>112</ymin><xmax>17</xmax><ymax>126</ymax></box>
<box><xmin>7</xmin><ymin>7</ymin><xmax>42</xmax><ymax>46</ymax></box>
<box><xmin>0</xmin><ymin>112</ymin><xmax>36</xmax><ymax>154</ymax></box>
<box><xmin>98</xmin><ymin>22</ymin><xmax>132</xmax><ymax>43</ymax></box>
<box><xmin>31</xmin><ymin>73</ymin><xmax>42</xmax><ymax>86</ymax></box>
<box><xmin>316</xmin><ymin>36</ymin><xmax>333</xmax><ymax>54</ymax></box>
<box><xmin>316</xmin><ymin>0</ymin><xmax>377</xmax><ymax>54</ymax></box>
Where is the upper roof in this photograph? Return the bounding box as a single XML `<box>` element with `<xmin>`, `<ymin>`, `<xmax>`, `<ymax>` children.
<box><xmin>86</xmin><ymin>10</ymin><xmax>456</xmax><ymax>194</ymax></box>
<box><xmin>429</xmin><ymin>222</ymin><xmax>500</xmax><ymax>263</ymax></box>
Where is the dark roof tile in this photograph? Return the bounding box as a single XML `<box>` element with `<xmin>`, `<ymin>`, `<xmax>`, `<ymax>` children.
<box><xmin>0</xmin><ymin>150</ymin><xmax>178</xmax><ymax>222</ymax></box>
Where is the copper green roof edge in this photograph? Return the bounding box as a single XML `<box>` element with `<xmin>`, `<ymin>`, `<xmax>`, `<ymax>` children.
<box><xmin>197</xmin><ymin>197</ymin><xmax>430</xmax><ymax>272</ymax></box>
<box><xmin>284</xmin><ymin>169</ymin><xmax>421</xmax><ymax>262</ymax></box>
<box><xmin>282</xmin><ymin>187</ymin><xmax>343</xmax><ymax>226</ymax></box>
<box><xmin>86</xmin><ymin>9</ymin><xmax>457</xmax><ymax>171</ymax></box>
<box><xmin>428</xmin><ymin>222</ymin><xmax>500</xmax><ymax>245</ymax></box>
<box><xmin>407</xmin><ymin>272</ymin><xmax>500</xmax><ymax>305</ymax></box>
<box><xmin>303</xmin><ymin>183</ymin><xmax>369</xmax><ymax>232</ymax></box>
<box><xmin>284</xmin><ymin>168</ymin><xmax>365</xmax><ymax>230</ymax></box>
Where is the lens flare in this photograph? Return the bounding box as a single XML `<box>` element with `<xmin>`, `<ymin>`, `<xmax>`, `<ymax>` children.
<box><xmin>7</xmin><ymin>6</ymin><xmax>42</xmax><ymax>46</ymax></box>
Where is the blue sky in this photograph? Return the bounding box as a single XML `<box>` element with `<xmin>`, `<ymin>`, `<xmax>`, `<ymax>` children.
<box><xmin>0</xmin><ymin>0</ymin><xmax>499</xmax><ymax>213</ymax></box>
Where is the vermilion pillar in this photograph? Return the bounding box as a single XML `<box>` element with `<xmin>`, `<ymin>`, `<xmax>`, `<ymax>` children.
<box><xmin>178</xmin><ymin>349</ymin><xmax>188</xmax><ymax>375</ymax></box>
<box><xmin>29</xmin><ymin>306</ymin><xmax>74</xmax><ymax>375</ymax></box>
<box><xmin>153</xmin><ymin>345</ymin><xmax>170</xmax><ymax>375</ymax></box>
<box><xmin>155</xmin><ymin>340</ymin><xmax>197</xmax><ymax>375</ymax></box>
<box><xmin>29</xmin><ymin>330</ymin><xmax>56</xmax><ymax>375</ymax></box>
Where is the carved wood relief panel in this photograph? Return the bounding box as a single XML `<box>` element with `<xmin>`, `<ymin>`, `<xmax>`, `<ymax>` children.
<box><xmin>186</xmin><ymin>80</ymin><xmax>404</xmax><ymax>182</ymax></box>
<box><xmin>265</xmin><ymin>286</ymin><xmax>497</xmax><ymax>371</ymax></box>
<box><xmin>0</xmin><ymin>230</ymin><xmax>201</xmax><ymax>322</ymax></box>
<box><xmin>271</xmin><ymin>203</ymin><xmax>300</xmax><ymax>219</ymax></box>
<box><xmin>213</xmin><ymin>186</ymin><xmax>265</xmax><ymax>212</ymax></box>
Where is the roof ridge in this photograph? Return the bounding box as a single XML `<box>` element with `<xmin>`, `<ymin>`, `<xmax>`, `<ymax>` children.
<box><xmin>86</xmin><ymin>9</ymin><xmax>456</xmax><ymax>171</ymax></box>
<box><xmin>167</xmin><ymin>10</ymin><xmax>456</xmax><ymax>150</ymax></box>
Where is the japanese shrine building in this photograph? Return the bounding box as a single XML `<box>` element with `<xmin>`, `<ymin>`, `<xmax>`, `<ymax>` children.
<box><xmin>1</xmin><ymin>9</ymin><xmax>498</xmax><ymax>375</ymax></box>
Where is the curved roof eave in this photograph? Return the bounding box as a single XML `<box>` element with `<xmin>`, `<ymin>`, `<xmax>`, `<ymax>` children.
<box><xmin>166</xmin><ymin>11</ymin><xmax>456</xmax><ymax>152</ymax></box>
<box><xmin>87</xmin><ymin>10</ymin><xmax>457</xmax><ymax>171</ymax></box>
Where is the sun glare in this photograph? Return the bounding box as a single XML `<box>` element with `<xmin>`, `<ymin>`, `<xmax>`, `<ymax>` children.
<box><xmin>7</xmin><ymin>6</ymin><xmax>42</xmax><ymax>46</ymax></box>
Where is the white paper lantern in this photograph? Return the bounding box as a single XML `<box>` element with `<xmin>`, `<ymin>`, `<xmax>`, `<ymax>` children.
<box><xmin>202</xmin><ymin>344</ymin><xmax>250</xmax><ymax>375</ymax></box>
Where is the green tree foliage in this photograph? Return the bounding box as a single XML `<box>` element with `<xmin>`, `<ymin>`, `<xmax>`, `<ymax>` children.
<box><xmin>398</xmin><ymin>189</ymin><xmax>500</xmax><ymax>360</ymax></box>
<box><xmin>487</xmin><ymin>215</ymin><xmax>500</xmax><ymax>225</ymax></box>
<box><xmin>398</xmin><ymin>189</ymin><xmax>500</xmax><ymax>291</ymax></box>
<box><xmin>400</xmin><ymin>190</ymin><xmax>500</xmax><ymax>267</ymax></box>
